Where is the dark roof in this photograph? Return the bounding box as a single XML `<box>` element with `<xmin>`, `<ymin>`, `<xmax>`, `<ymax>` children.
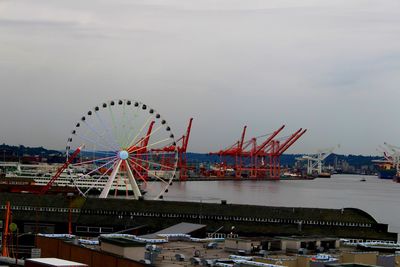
<box><xmin>100</xmin><ymin>236</ymin><xmax>147</xmax><ymax>247</ymax></box>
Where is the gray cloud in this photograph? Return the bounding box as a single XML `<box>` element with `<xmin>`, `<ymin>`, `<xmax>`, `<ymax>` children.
<box><xmin>1</xmin><ymin>0</ymin><xmax>400</xmax><ymax>155</ymax></box>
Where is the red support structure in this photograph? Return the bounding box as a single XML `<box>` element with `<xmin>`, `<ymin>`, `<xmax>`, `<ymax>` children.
<box><xmin>178</xmin><ymin>118</ymin><xmax>193</xmax><ymax>181</ymax></box>
<box><xmin>235</xmin><ymin>126</ymin><xmax>247</xmax><ymax>178</ymax></box>
<box><xmin>1</xmin><ymin>201</ymin><xmax>11</xmax><ymax>257</ymax></box>
<box><xmin>39</xmin><ymin>145</ymin><xmax>83</xmax><ymax>194</ymax></box>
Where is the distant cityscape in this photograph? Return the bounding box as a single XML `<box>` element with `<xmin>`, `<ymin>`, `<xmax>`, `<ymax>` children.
<box><xmin>0</xmin><ymin>143</ymin><xmax>382</xmax><ymax>175</ymax></box>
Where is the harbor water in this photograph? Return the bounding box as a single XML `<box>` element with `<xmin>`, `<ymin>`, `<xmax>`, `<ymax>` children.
<box><xmin>149</xmin><ymin>174</ymin><xmax>400</xmax><ymax>238</ymax></box>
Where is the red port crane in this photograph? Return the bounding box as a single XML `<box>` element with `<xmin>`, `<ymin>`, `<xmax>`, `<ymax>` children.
<box><xmin>126</xmin><ymin>120</ymin><xmax>156</xmax><ymax>181</ymax></box>
<box><xmin>249</xmin><ymin>125</ymin><xmax>285</xmax><ymax>178</ymax></box>
<box><xmin>210</xmin><ymin>125</ymin><xmax>306</xmax><ymax>179</ymax></box>
<box><xmin>39</xmin><ymin>145</ymin><xmax>83</xmax><ymax>194</ymax></box>
<box><xmin>209</xmin><ymin>125</ymin><xmax>247</xmax><ymax>178</ymax></box>
<box><xmin>152</xmin><ymin>118</ymin><xmax>194</xmax><ymax>181</ymax></box>
<box><xmin>268</xmin><ymin>128</ymin><xmax>307</xmax><ymax>178</ymax></box>
<box><xmin>178</xmin><ymin>118</ymin><xmax>193</xmax><ymax>180</ymax></box>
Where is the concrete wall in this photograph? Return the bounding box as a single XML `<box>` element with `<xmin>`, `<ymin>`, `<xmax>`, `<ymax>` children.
<box><xmin>341</xmin><ymin>252</ymin><xmax>378</xmax><ymax>265</ymax></box>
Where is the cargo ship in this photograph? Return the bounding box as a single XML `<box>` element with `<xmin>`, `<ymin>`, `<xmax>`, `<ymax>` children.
<box><xmin>377</xmin><ymin>168</ymin><xmax>397</xmax><ymax>179</ymax></box>
<box><xmin>372</xmin><ymin>160</ymin><xmax>398</xmax><ymax>179</ymax></box>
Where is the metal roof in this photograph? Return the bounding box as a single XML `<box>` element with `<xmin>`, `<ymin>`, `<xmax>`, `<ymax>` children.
<box><xmin>26</xmin><ymin>257</ymin><xmax>87</xmax><ymax>266</ymax></box>
<box><xmin>140</xmin><ymin>222</ymin><xmax>206</xmax><ymax>238</ymax></box>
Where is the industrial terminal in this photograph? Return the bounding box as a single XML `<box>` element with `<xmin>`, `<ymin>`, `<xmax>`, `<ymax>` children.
<box><xmin>1</xmin><ymin>99</ymin><xmax>400</xmax><ymax>267</ymax></box>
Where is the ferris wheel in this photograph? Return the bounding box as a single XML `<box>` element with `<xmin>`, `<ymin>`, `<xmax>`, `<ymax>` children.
<box><xmin>65</xmin><ymin>99</ymin><xmax>178</xmax><ymax>200</ymax></box>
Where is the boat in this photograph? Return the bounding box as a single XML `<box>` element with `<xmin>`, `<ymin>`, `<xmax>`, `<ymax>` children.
<box><xmin>377</xmin><ymin>168</ymin><xmax>397</xmax><ymax>179</ymax></box>
<box><xmin>317</xmin><ymin>172</ymin><xmax>331</xmax><ymax>178</ymax></box>
<box><xmin>373</xmin><ymin>160</ymin><xmax>397</xmax><ymax>179</ymax></box>
<box><xmin>1</xmin><ymin>162</ymin><xmax>154</xmax><ymax>196</ymax></box>
<box><xmin>360</xmin><ymin>178</ymin><xmax>366</xmax><ymax>182</ymax></box>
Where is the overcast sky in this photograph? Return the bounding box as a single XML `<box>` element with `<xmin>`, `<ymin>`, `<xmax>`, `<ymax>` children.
<box><xmin>1</xmin><ymin>0</ymin><xmax>399</xmax><ymax>155</ymax></box>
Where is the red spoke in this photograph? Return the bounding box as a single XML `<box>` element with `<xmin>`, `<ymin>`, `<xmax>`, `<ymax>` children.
<box><xmin>127</xmin><ymin>159</ymin><xmax>148</xmax><ymax>183</ymax></box>
<box><xmin>129</xmin><ymin>159</ymin><xmax>169</xmax><ymax>185</ymax></box>
<box><xmin>129</xmin><ymin>154</ymin><xmax>175</xmax><ymax>170</ymax></box>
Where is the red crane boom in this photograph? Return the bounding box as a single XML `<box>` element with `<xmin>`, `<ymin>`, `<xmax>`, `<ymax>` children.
<box><xmin>141</xmin><ymin>120</ymin><xmax>155</xmax><ymax>149</ymax></box>
<box><xmin>276</xmin><ymin>129</ymin><xmax>307</xmax><ymax>156</ymax></box>
<box><xmin>181</xmin><ymin>118</ymin><xmax>193</xmax><ymax>153</ymax></box>
<box><xmin>254</xmin><ymin>125</ymin><xmax>285</xmax><ymax>155</ymax></box>
<box><xmin>39</xmin><ymin>145</ymin><xmax>83</xmax><ymax>194</ymax></box>
<box><xmin>179</xmin><ymin>118</ymin><xmax>193</xmax><ymax>180</ymax></box>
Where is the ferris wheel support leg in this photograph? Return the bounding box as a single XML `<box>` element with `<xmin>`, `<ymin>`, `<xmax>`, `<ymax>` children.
<box><xmin>100</xmin><ymin>160</ymin><xmax>122</xmax><ymax>198</ymax></box>
<box><xmin>125</xmin><ymin>162</ymin><xmax>142</xmax><ymax>200</ymax></box>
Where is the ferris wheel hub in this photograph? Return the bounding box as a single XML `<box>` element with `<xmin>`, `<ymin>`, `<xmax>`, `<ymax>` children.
<box><xmin>118</xmin><ymin>150</ymin><xmax>129</xmax><ymax>160</ymax></box>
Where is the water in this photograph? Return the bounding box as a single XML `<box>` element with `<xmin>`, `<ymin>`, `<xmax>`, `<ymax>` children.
<box><xmin>156</xmin><ymin>174</ymin><xmax>400</xmax><ymax>237</ymax></box>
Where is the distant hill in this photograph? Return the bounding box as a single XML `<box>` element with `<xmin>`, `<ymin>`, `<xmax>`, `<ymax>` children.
<box><xmin>0</xmin><ymin>144</ymin><xmax>64</xmax><ymax>163</ymax></box>
<box><xmin>185</xmin><ymin>152</ymin><xmax>382</xmax><ymax>168</ymax></box>
<box><xmin>0</xmin><ymin>144</ymin><xmax>383</xmax><ymax>168</ymax></box>
<box><xmin>0</xmin><ymin>144</ymin><xmax>62</xmax><ymax>157</ymax></box>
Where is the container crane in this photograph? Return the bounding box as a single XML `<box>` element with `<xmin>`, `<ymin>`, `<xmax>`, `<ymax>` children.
<box><xmin>151</xmin><ymin>118</ymin><xmax>193</xmax><ymax>180</ymax></box>
<box><xmin>268</xmin><ymin>128</ymin><xmax>307</xmax><ymax>178</ymax></box>
<box><xmin>209</xmin><ymin>125</ymin><xmax>247</xmax><ymax>178</ymax></box>
<box><xmin>297</xmin><ymin>145</ymin><xmax>338</xmax><ymax>176</ymax></box>
<box><xmin>383</xmin><ymin>142</ymin><xmax>400</xmax><ymax>175</ymax></box>
<box><xmin>248</xmin><ymin>125</ymin><xmax>285</xmax><ymax>178</ymax></box>
<box><xmin>210</xmin><ymin>125</ymin><xmax>306</xmax><ymax>179</ymax></box>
